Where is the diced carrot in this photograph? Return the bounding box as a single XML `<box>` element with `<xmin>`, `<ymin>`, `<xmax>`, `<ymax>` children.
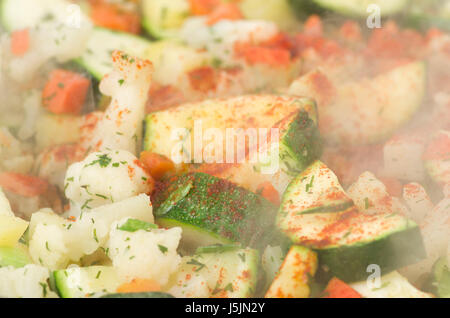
<box><xmin>189</xmin><ymin>0</ymin><xmax>221</xmax><ymax>16</ymax></box>
<box><xmin>322</xmin><ymin>277</ymin><xmax>362</xmax><ymax>298</ymax></box>
<box><xmin>42</xmin><ymin>69</ymin><xmax>90</xmax><ymax>115</ymax></box>
<box><xmin>10</xmin><ymin>29</ymin><xmax>30</xmax><ymax>56</ymax></box>
<box><xmin>303</xmin><ymin>15</ymin><xmax>323</xmax><ymax>37</ymax></box>
<box><xmin>426</xmin><ymin>28</ymin><xmax>444</xmax><ymax>42</ymax></box>
<box><xmin>339</xmin><ymin>21</ymin><xmax>362</xmax><ymax>42</ymax></box>
<box><xmin>188</xmin><ymin>66</ymin><xmax>218</xmax><ymax>92</ymax></box>
<box><xmin>234</xmin><ymin>42</ymin><xmax>291</xmax><ymax>67</ymax></box>
<box><xmin>0</xmin><ymin>172</ymin><xmax>49</xmax><ymax>197</ymax></box>
<box><xmin>139</xmin><ymin>151</ymin><xmax>176</xmax><ymax>180</ymax></box>
<box><xmin>116</xmin><ymin>278</ymin><xmax>161</xmax><ymax>293</ymax></box>
<box><xmin>90</xmin><ymin>2</ymin><xmax>140</xmax><ymax>34</ymax></box>
<box><xmin>206</xmin><ymin>3</ymin><xmax>243</xmax><ymax>25</ymax></box>
<box><xmin>256</xmin><ymin>181</ymin><xmax>280</xmax><ymax>206</ymax></box>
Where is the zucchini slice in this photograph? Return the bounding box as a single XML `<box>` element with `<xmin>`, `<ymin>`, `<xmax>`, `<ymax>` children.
<box><xmin>140</xmin><ymin>0</ymin><xmax>191</xmax><ymax>39</ymax></box>
<box><xmin>144</xmin><ymin>95</ymin><xmax>322</xmax><ymax>193</ymax></box>
<box><xmin>152</xmin><ymin>172</ymin><xmax>276</xmax><ymax>252</ymax></box>
<box><xmin>165</xmin><ymin>247</ymin><xmax>259</xmax><ymax>298</ymax></box>
<box><xmin>278</xmin><ymin>160</ymin><xmax>354</xmax><ymax>216</ymax></box>
<box><xmin>265</xmin><ymin>245</ymin><xmax>318</xmax><ymax>298</ymax></box>
<box><xmin>312</xmin><ymin>0</ymin><xmax>408</xmax><ymax>18</ymax></box>
<box><xmin>350</xmin><ymin>271</ymin><xmax>432</xmax><ymax>298</ymax></box>
<box><xmin>0</xmin><ymin>243</ymin><xmax>32</xmax><ymax>268</ymax></box>
<box><xmin>0</xmin><ymin>215</ymin><xmax>29</xmax><ymax>247</ymax></box>
<box><xmin>431</xmin><ymin>256</ymin><xmax>450</xmax><ymax>298</ymax></box>
<box><xmin>277</xmin><ymin>161</ymin><xmax>426</xmax><ymax>282</ymax></box>
<box><xmin>239</xmin><ymin>0</ymin><xmax>299</xmax><ymax>31</ymax></box>
<box><xmin>76</xmin><ymin>27</ymin><xmax>155</xmax><ymax>80</ymax></box>
<box><xmin>53</xmin><ymin>266</ymin><xmax>121</xmax><ymax>298</ymax></box>
<box><xmin>404</xmin><ymin>0</ymin><xmax>450</xmax><ymax>31</ymax></box>
<box><xmin>289</xmin><ymin>61</ymin><xmax>426</xmax><ymax>145</ymax></box>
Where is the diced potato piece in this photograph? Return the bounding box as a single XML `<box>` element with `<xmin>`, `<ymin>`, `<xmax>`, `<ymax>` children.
<box><xmin>0</xmin><ymin>215</ymin><xmax>28</xmax><ymax>247</ymax></box>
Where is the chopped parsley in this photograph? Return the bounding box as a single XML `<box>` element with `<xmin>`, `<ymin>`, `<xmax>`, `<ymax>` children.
<box><xmin>118</xmin><ymin>219</ymin><xmax>158</xmax><ymax>232</ymax></box>
<box><xmin>187</xmin><ymin>258</ymin><xmax>206</xmax><ymax>272</ymax></box>
<box><xmin>158</xmin><ymin>244</ymin><xmax>168</xmax><ymax>254</ymax></box>
<box><xmin>86</xmin><ymin>154</ymin><xmax>112</xmax><ymax>168</ymax></box>
<box><xmin>93</xmin><ymin>228</ymin><xmax>99</xmax><ymax>243</ymax></box>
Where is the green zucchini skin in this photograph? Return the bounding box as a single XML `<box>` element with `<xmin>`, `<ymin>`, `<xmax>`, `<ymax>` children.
<box><xmin>152</xmin><ymin>172</ymin><xmax>277</xmax><ymax>249</ymax></box>
<box><xmin>430</xmin><ymin>257</ymin><xmax>450</xmax><ymax>298</ymax></box>
<box><xmin>280</xmin><ymin>110</ymin><xmax>323</xmax><ymax>176</ymax></box>
<box><xmin>101</xmin><ymin>292</ymin><xmax>174</xmax><ymax>298</ymax></box>
<box><xmin>0</xmin><ymin>245</ymin><xmax>31</xmax><ymax>268</ymax></box>
<box><xmin>317</xmin><ymin>225</ymin><xmax>426</xmax><ymax>282</ymax></box>
<box><xmin>288</xmin><ymin>0</ymin><xmax>326</xmax><ymax>19</ymax></box>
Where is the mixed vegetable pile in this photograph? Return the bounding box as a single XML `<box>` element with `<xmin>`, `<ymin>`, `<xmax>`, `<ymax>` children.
<box><xmin>0</xmin><ymin>0</ymin><xmax>449</xmax><ymax>298</ymax></box>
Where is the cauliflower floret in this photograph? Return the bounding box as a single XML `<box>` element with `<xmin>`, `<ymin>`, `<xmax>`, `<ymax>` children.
<box><xmin>402</xmin><ymin>183</ymin><xmax>434</xmax><ymax>224</ymax></box>
<box><xmin>166</xmin><ymin>271</ymin><xmax>210</xmax><ymax>298</ymax></box>
<box><xmin>64</xmin><ymin>150</ymin><xmax>152</xmax><ymax>211</ymax></box>
<box><xmin>81</xmin><ymin>51</ymin><xmax>153</xmax><ymax>155</ymax></box>
<box><xmin>0</xmin><ymin>264</ymin><xmax>58</xmax><ymax>298</ymax></box>
<box><xmin>347</xmin><ymin>171</ymin><xmax>409</xmax><ymax>215</ymax></box>
<box><xmin>400</xmin><ymin>197</ymin><xmax>450</xmax><ymax>282</ymax></box>
<box><xmin>108</xmin><ymin>218</ymin><xmax>182</xmax><ymax>286</ymax></box>
<box><xmin>28</xmin><ymin>208</ymin><xmax>71</xmax><ymax>270</ymax></box>
<box><xmin>180</xmin><ymin>17</ymin><xmax>279</xmax><ymax>67</ymax></box>
<box><xmin>5</xmin><ymin>18</ymin><xmax>92</xmax><ymax>82</ymax></box>
<box><xmin>28</xmin><ymin>195</ymin><xmax>154</xmax><ymax>270</ymax></box>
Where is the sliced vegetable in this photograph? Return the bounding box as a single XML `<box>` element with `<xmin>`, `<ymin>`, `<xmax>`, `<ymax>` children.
<box><xmin>431</xmin><ymin>256</ymin><xmax>450</xmax><ymax>298</ymax></box>
<box><xmin>322</xmin><ymin>277</ymin><xmax>362</xmax><ymax>298</ymax></box>
<box><xmin>53</xmin><ymin>266</ymin><xmax>121</xmax><ymax>298</ymax></box>
<box><xmin>256</xmin><ymin>182</ymin><xmax>281</xmax><ymax>206</ymax></box>
<box><xmin>165</xmin><ymin>247</ymin><xmax>259</xmax><ymax>298</ymax></box>
<box><xmin>141</xmin><ymin>0</ymin><xmax>191</xmax><ymax>39</ymax></box>
<box><xmin>0</xmin><ymin>172</ymin><xmax>48</xmax><ymax>197</ymax></box>
<box><xmin>10</xmin><ymin>29</ymin><xmax>30</xmax><ymax>56</ymax></box>
<box><xmin>311</xmin><ymin>0</ymin><xmax>408</xmax><ymax>18</ymax></box>
<box><xmin>195</xmin><ymin>243</ymin><xmax>242</xmax><ymax>254</ymax></box>
<box><xmin>277</xmin><ymin>162</ymin><xmax>425</xmax><ymax>282</ymax></box>
<box><xmin>277</xmin><ymin>160</ymin><xmax>354</xmax><ymax>216</ymax></box>
<box><xmin>289</xmin><ymin>61</ymin><xmax>426</xmax><ymax>145</ymax></box>
<box><xmin>0</xmin><ymin>215</ymin><xmax>29</xmax><ymax>247</ymax></box>
<box><xmin>139</xmin><ymin>151</ymin><xmax>175</xmax><ymax>180</ymax></box>
<box><xmin>116</xmin><ymin>278</ymin><xmax>161</xmax><ymax>294</ymax></box>
<box><xmin>90</xmin><ymin>1</ymin><xmax>140</xmax><ymax>34</ymax></box>
<box><xmin>0</xmin><ymin>243</ymin><xmax>32</xmax><ymax>268</ymax></box>
<box><xmin>144</xmin><ymin>95</ymin><xmax>322</xmax><ymax>194</ymax></box>
<box><xmin>239</xmin><ymin>0</ymin><xmax>299</xmax><ymax>31</ymax></box>
<box><xmin>350</xmin><ymin>271</ymin><xmax>432</xmax><ymax>298</ymax></box>
<box><xmin>265</xmin><ymin>245</ymin><xmax>318</xmax><ymax>298</ymax></box>
<box><xmin>42</xmin><ymin>69</ymin><xmax>91</xmax><ymax>115</ymax></box>
<box><xmin>76</xmin><ymin>27</ymin><xmax>155</xmax><ymax>80</ymax></box>
<box><xmin>152</xmin><ymin>172</ymin><xmax>276</xmax><ymax>252</ymax></box>
<box><xmin>205</xmin><ymin>2</ymin><xmax>243</xmax><ymax>25</ymax></box>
